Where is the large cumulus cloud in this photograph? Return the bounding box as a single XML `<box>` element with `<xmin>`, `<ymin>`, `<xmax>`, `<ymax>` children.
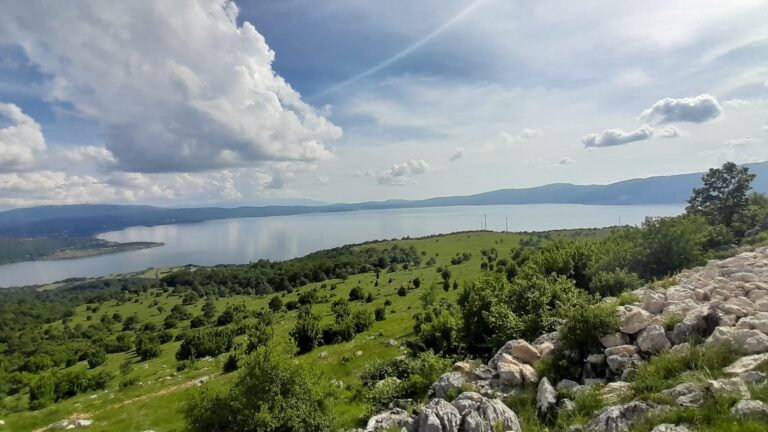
<box><xmin>638</xmin><ymin>94</ymin><xmax>723</xmax><ymax>124</ymax></box>
<box><xmin>0</xmin><ymin>0</ymin><xmax>341</xmax><ymax>173</ymax></box>
<box><xmin>0</xmin><ymin>103</ymin><xmax>47</xmax><ymax>172</ymax></box>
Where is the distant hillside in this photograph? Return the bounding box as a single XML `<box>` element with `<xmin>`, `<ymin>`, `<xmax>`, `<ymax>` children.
<box><xmin>2</xmin><ymin>161</ymin><xmax>767</xmax><ymax>237</ymax></box>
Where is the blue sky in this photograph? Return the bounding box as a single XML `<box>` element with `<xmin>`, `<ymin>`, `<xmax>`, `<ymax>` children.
<box><xmin>0</xmin><ymin>0</ymin><xmax>767</xmax><ymax>208</ymax></box>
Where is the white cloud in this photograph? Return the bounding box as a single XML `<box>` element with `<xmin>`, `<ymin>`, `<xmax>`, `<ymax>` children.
<box><xmin>449</xmin><ymin>148</ymin><xmax>465</xmax><ymax>162</ymax></box>
<box><xmin>0</xmin><ymin>102</ymin><xmax>46</xmax><ymax>172</ymax></box>
<box><xmin>501</xmin><ymin>128</ymin><xmax>543</xmax><ymax>146</ymax></box>
<box><xmin>723</xmin><ymin>136</ymin><xmax>763</xmax><ymax>147</ymax></box>
<box><xmin>582</xmin><ymin>126</ymin><xmax>655</xmax><ymax>148</ymax></box>
<box><xmin>638</xmin><ymin>94</ymin><xmax>723</xmax><ymax>124</ymax></box>
<box><xmin>556</xmin><ymin>156</ymin><xmax>574</xmax><ymax>167</ymax></box>
<box><xmin>376</xmin><ymin>159</ymin><xmax>431</xmax><ymax>185</ymax></box>
<box><xmin>658</xmin><ymin>126</ymin><xmax>684</xmax><ymax>138</ymax></box>
<box><xmin>0</xmin><ymin>0</ymin><xmax>341</xmax><ymax>173</ymax></box>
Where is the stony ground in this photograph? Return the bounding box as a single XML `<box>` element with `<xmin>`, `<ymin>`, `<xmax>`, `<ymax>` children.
<box><xmin>358</xmin><ymin>247</ymin><xmax>768</xmax><ymax>432</ymax></box>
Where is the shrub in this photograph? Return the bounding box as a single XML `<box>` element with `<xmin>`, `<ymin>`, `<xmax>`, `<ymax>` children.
<box><xmin>348</xmin><ymin>286</ymin><xmax>364</xmax><ymax>301</ymax></box>
<box><xmin>589</xmin><ymin>269</ymin><xmax>643</xmax><ymax>297</ymax></box>
<box><xmin>176</xmin><ymin>327</ymin><xmax>236</xmax><ymax>361</ymax></box>
<box><xmin>222</xmin><ymin>353</ymin><xmax>239</xmax><ymax>373</ymax></box>
<box><xmin>184</xmin><ymin>344</ymin><xmax>335</xmax><ymax>432</ymax></box>
<box><xmin>559</xmin><ymin>298</ymin><xmax>619</xmax><ymax>358</ymax></box>
<box><xmin>374</xmin><ymin>306</ymin><xmax>386</xmax><ymax>321</ymax></box>
<box><xmin>397</xmin><ymin>286</ymin><xmax>407</xmax><ymax>297</ymax></box>
<box><xmin>85</xmin><ymin>348</ymin><xmax>107</xmax><ymax>369</ymax></box>
<box><xmin>290</xmin><ymin>306</ymin><xmax>322</xmax><ymax>354</ymax></box>
<box><xmin>268</xmin><ymin>295</ymin><xmax>283</xmax><ymax>312</ymax></box>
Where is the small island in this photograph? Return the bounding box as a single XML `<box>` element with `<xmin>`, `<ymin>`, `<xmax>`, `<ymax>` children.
<box><xmin>0</xmin><ymin>237</ymin><xmax>164</xmax><ymax>264</ymax></box>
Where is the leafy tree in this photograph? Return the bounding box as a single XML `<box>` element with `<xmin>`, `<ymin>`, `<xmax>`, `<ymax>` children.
<box><xmin>86</xmin><ymin>348</ymin><xmax>107</xmax><ymax>369</ymax></box>
<box><xmin>246</xmin><ymin>322</ymin><xmax>273</xmax><ymax>354</ymax></box>
<box><xmin>374</xmin><ymin>306</ymin><xmax>386</xmax><ymax>321</ymax></box>
<box><xmin>290</xmin><ymin>306</ymin><xmax>322</xmax><ymax>354</ymax></box>
<box><xmin>412</xmin><ymin>277</ymin><xmax>421</xmax><ymax>288</ymax></box>
<box><xmin>687</xmin><ymin>162</ymin><xmax>755</xmax><ymax>230</ymax></box>
<box><xmin>397</xmin><ymin>286</ymin><xmax>407</xmax><ymax>297</ymax></box>
<box><xmin>268</xmin><ymin>295</ymin><xmax>283</xmax><ymax>312</ymax></box>
<box><xmin>202</xmin><ymin>299</ymin><xmax>217</xmax><ymax>320</ymax></box>
<box><xmin>184</xmin><ymin>344</ymin><xmax>335</xmax><ymax>432</ymax></box>
<box><xmin>298</xmin><ymin>289</ymin><xmax>319</xmax><ymax>305</ymax></box>
<box><xmin>135</xmin><ymin>333</ymin><xmax>161</xmax><ymax>360</ymax></box>
<box><xmin>176</xmin><ymin>328</ymin><xmax>236</xmax><ymax>361</ymax></box>
<box><xmin>348</xmin><ymin>286</ymin><xmax>364</xmax><ymax>301</ymax></box>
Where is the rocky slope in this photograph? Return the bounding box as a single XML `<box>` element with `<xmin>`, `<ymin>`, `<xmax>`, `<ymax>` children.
<box><xmin>357</xmin><ymin>248</ymin><xmax>768</xmax><ymax>432</ymax></box>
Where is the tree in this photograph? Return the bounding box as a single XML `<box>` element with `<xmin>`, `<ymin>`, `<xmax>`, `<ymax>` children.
<box><xmin>687</xmin><ymin>162</ymin><xmax>755</xmax><ymax>230</ymax></box>
<box><xmin>268</xmin><ymin>295</ymin><xmax>283</xmax><ymax>312</ymax></box>
<box><xmin>348</xmin><ymin>286</ymin><xmax>364</xmax><ymax>301</ymax></box>
<box><xmin>184</xmin><ymin>344</ymin><xmax>335</xmax><ymax>432</ymax></box>
<box><xmin>86</xmin><ymin>348</ymin><xmax>107</xmax><ymax>369</ymax></box>
<box><xmin>202</xmin><ymin>299</ymin><xmax>217</xmax><ymax>320</ymax></box>
<box><xmin>290</xmin><ymin>306</ymin><xmax>322</xmax><ymax>354</ymax></box>
<box><xmin>135</xmin><ymin>333</ymin><xmax>161</xmax><ymax>360</ymax></box>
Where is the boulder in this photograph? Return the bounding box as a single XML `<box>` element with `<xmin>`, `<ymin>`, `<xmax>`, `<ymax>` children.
<box><xmin>736</xmin><ymin>313</ymin><xmax>768</xmax><ymax>334</ymax></box>
<box><xmin>661</xmin><ymin>383</ymin><xmax>705</xmax><ymax>401</ymax></box>
<box><xmin>453</xmin><ymin>361</ymin><xmax>473</xmax><ymax>375</ymax></box>
<box><xmin>650</xmin><ymin>425</ymin><xmax>690</xmax><ymax>432</ymax></box>
<box><xmin>559</xmin><ymin>399</ymin><xmax>577</xmax><ymax>412</ymax></box>
<box><xmin>585</xmin><ymin>401</ymin><xmax>650</xmax><ymax>432</ymax></box>
<box><xmin>604</xmin><ymin>345</ymin><xmax>638</xmax><ymax>357</ymax></box>
<box><xmin>600</xmin><ymin>333</ymin><xmax>630</xmax><ymax>348</ymax></box>
<box><xmin>642</xmin><ymin>291</ymin><xmax>666</xmax><ymax>314</ymax></box>
<box><xmin>475</xmin><ymin>397</ymin><xmax>521</xmax><ymax>432</ymax></box>
<box><xmin>537</xmin><ymin>342</ymin><xmax>555</xmax><ymax>359</ymax></box>
<box><xmin>365</xmin><ymin>408</ymin><xmax>413</xmax><ymax>431</ymax></box>
<box><xmin>508</xmin><ymin>340</ymin><xmax>541</xmax><ymax>364</ymax></box>
<box><xmin>707</xmin><ymin>326</ymin><xmax>768</xmax><ymax>354</ymax></box>
<box><xmin>707</xmin><ymin>378</ymin><xmax>750</xmax><ymax>400</ymax></box>
<box><xmin>452</xmin><ymin>391</ymin><xmax>484</xmax><ymax>413</ymax></box>
<box><xmin>556</xmin><ymin>379</ymin><xmax>580</xmax><ymax>392</ymax></box>
<box><xmin>667</xmin><ymin>306</ymin><xmax>719</xmax><ymax>345</ymax></box>
<box><xmin>536</xmin><ymin>378</ymin><xmax>557</xmax><ymax>416</ymax></box>
<box><xmin>586</xmin><ymin>354</ymin><xmax>606</xmax><ymax>366</ymax></box>
<box><xmin>387</xmin><ymin>339</ymin><xmax>398</xmax><ymax>346</ymax></box>
<box><xmin>730</xmin><ymin>400</ymin><xmax>768</xmax><ymax>422</ymax></box>
<box><xmin>416</xmin><ymin>398</ymin><xmax>461</xmax><ymax>432</ymax></box>
<box><xmin>739</xmin><ymin>371</ymin><xmax>767</xmax><ymax>384</ymax></box>
<box><xmin>47</xmin><ymin>420</ymin><xmax>70</xmax><ymax>430</ymax></box>
<box><xmin>74</xmin><ymin>419</ymin><xmax>93</xmax><ymax>428</ymax></box>
<box><xmin>636</xmin><ymin>325</ymin><xmax>671</xmax><ymax>354</ymax></box>
<box><xmin>495</xmin><ymin>355</ymin><xmax>524</xmax><ymax>387</ymax></box>
<box><xmin>431</xmin><ymin>372</ymin><xmax>465</xmax><ymax>399</ymax></box>
<box><xmin>607</xmin><ymin>354</ymin><xmax>632</xmax><ymax>374</ymax></box>
<box><xmin>618</xmin><ymin>306</ymin><xmax>654</xmax><ymax>334</ymax></box>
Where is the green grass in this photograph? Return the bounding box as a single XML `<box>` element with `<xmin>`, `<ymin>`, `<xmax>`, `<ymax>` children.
<box><xmin>1</xmin><ymin>229</ymin><xmax>614</xmax><ymax>432</ymax></box>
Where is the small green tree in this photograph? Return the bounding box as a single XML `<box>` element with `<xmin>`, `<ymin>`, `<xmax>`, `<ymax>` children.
<box><xmin>135</xmin><ymin>333</ymin><xmax>161</xmax><ymax>360</ymax></box>
<box><xmin>687</xmin><ymin>161</ymin><xmax>755</xmax><ymax>230</ymax></box>
<box><xmin>290</xmin><ymin>306</ymin><xmax>322</xmax><ymax>354</ymax></box>
<box><xmin>202</xmin><ymin>299</ymin><xmax>217</xmax><ymax>320</ymax></box>
<box><xmin>268</xmin><ymin>295</ymin><xmax>283</xmax><ymax>312</ymax></box>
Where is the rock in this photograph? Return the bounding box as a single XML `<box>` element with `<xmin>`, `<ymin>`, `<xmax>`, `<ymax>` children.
<box><xmin>453</xmin><ymin>361</ymin><xmax>473</xmax><ymax>375</ymax></box>
<box><xmin>668</xmin><ymin>306</ymin><xmax>720</xmax><ymax>345</ymax></box>
<box><xmin>607</xmin><ymin>354</ymin><xmax>632</xmax><ymax>374</ymax></box>
<box><xmin>452</xmin><ymin>393</ymin><xmax>521</xmax><ymax>432</ymax></box>
<box><xmin>559</xmin><ymin>398</ymin><xmax>577</xmax><ymax>412</ymax></box>
<box><xmin>431</xmin><ymin>372</ymin><xmax>465</xmax><ymax>399</ymax></box>
<box><xmin>650</xmin><ymin>425</ymin><xmax>690</xmax><ymax>432</ymax></box>
<box><xmin>707</xmin><ymin>378</ymin><xmax>750</xmax><ymax>399</ymax></box>
<box><xmin>0</xmin><ymin>420</ymin><xmax>4</xmax><ymax>428</ymax></box>
<box><xmin>636</xmin><ymin>325</ymin><xmax>671</xmax><ymax>354</ymax></box>
<box><xmin>584</xmin><ymin>378</ymin><xmax>607</xmax><ymax>387</ymax></box>
<box><xmin>585</xmin><ymin>401</ymin><xmax>650</xmax><ymax>432</ymax></box>
<box><xmin>669</xmin><ymin>342</ymin><xmax>691</xmax><ymax>356</ymax></box>
<box><xmin>736</xmin><ymin>313</ymin><xmax>768</xmax><ymax>334</ymax></box>
<box><xmin>365</xmin><ymin>408</ymin><xmax>413</xmax><ymax>431</ymax></box>
<box><xmin>47</xmin><ymin>420</ymin><xmax>70</xmax><ymax>430</ymax></box>
<box><xmin>556</xmin><ymin>379</ymin><xmax>580</xmax><ymax>392</ymax></box>
<box><xmin>676</xmin><ymin>392</ymin><xmax>704</xmax><ymax>408</ymax></box>
<box><xmin>355</xmin><ymin>350</ymin><xmax>364</xmax><ymax>357</ymax></box>
<box><xmin>475</xmin><ymin>397</ymin><xmax>522</xmax><ymax>432</ymax></box>
<box><xmin>75</xmin><ymin>419</ymin><xmax>93</xmax><ymax>428</ymax></box>
<box><xmin>707</xmin><ymin>326</ymin><xmax>768</xmax><ymax>354</ymax></box>
<box><xmin>600</xmin><ymin>382</ymin><xmax>631</xmax><ymax>404</ymax></box>
<box><xmin>389</xmin><ymin>399</ymin><xmax>416</xmax><ymax>410</ymax></box>
<box><xmin>732</xmin><ymin>272</ymin><xmax>758</xmax><ymax>283</ymax></box>
<box><xmin>536</xmin><ymin>378</ymin><xmax>558</xmax><ymax>416</ymax></box>
<box><xmin>586</xmin><ymin>354</ymin><xmax>606</xmax><ymax>366</ymax></box>
<box><xmin>518</xmin><ymin>363</ymin><xmax>539</xmax><ymax>384</ymax></box>
<box><xmin>643</xmin><ymin>290</ymin><xmax>667</xmax><ymax>314</ymax></box>
<box><xmin>537</xmin><ymin>342</ymin><xmax>555</xmax><ymax>359</ymax></box>
<box><xmin>739</xmin><ymin>371</ymin><xmax>767</xmax><ymax>384</ymax></box>
<box><xmin>604</xmin><ymin>345</ymin><xmax>638</xmax><ymax>357</ymax></box>
<box><xmin>471</xmin><ymin>366</ymin><xmax>494</xmax><ymax>381</ymax></box>
<box><xmin>509</xmin><ymin>340</ymin><xmax>540</xmax><ymax>364</ymax></box>
<box><xmin>730</xmin><ymin>399</ymin><xmax>768</xmax><ymax>421</ymax></box>
<box><xmin>661</xmin><ymin>383</ymin><xmax>705</xmax><ymax>401</ymax></box>
<box><xmin>618</xmin><ymin>306</ymin><xmax>654</xmax><ymax>334</ymax></box>
<box><xmin>495</xmin><ymin>355</ymin><xmax>524</xmax><ymax>387</ymax></box>
<box><xmin>601</xmin><ymin>332</ymin><xmax>630</xmax><ymax>348</ymax></box>
<box><xmin>416</xmin><ymin>398</ymin><xmax>461</xmax><ymax>432</ymax></box>
<box><xmin>318</xmin><ymin>351</ymin><xmax>328</xmax><ymax>359</ymax></box>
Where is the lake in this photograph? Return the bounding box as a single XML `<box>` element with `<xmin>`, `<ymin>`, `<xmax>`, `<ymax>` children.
<box><xmin>0</xmin><ymin>203</ymin><xmax>684</xmax><ymax>287</ymax></box>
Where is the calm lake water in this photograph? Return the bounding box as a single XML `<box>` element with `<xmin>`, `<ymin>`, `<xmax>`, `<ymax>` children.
<box><xmin>0</xmin><ymin>204</ymin><xmax>684</xmax><ymax>287</ymax></box>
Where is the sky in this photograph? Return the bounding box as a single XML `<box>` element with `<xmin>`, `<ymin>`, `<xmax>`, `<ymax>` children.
<box><xmin>0</xmin><ymin>0</ymin><xmax>767</xmax><ymax>208</ymax></box>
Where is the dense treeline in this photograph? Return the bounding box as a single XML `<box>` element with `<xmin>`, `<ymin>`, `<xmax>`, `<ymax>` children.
<box><xmin>161</xmin><ymin>244</ymin><xmax>421</xmax><ymax>296</ymax></box>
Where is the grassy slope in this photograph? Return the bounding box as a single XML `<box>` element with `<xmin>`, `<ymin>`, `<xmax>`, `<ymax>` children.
<box><xmin>2</xmin><ymin>229</ymin><xmax>612</xmax><ymax>432</ymax></box>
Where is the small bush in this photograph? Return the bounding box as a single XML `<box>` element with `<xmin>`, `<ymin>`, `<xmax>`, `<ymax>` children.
<box><xmin>559</xmin><ymin>299</ymin><xmax>619</xmax><ymax>358</ymax></box>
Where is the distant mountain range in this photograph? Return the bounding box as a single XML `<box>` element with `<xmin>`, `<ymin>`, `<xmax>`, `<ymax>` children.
<box><xmin>2</xmin><ymin>161</ymin><xmax>768</xmax><ymax>237</ymax></box>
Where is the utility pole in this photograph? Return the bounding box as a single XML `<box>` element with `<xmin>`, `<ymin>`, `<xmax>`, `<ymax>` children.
<box><xmin>484</xmin><ymin>214</ymin><xmax>487</xmax><ymax>231</ymax></box>
<box><xmin>505</xmin><ymin>217</ymin><xmax>508</xmax><ymax>232</ymax></box>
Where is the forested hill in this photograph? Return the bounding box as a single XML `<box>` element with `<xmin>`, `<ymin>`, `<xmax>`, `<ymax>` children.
<box><xmin>2</xmin><ymin>161</ymin><xmax>768</xmax><ymax>237</ymax></box>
